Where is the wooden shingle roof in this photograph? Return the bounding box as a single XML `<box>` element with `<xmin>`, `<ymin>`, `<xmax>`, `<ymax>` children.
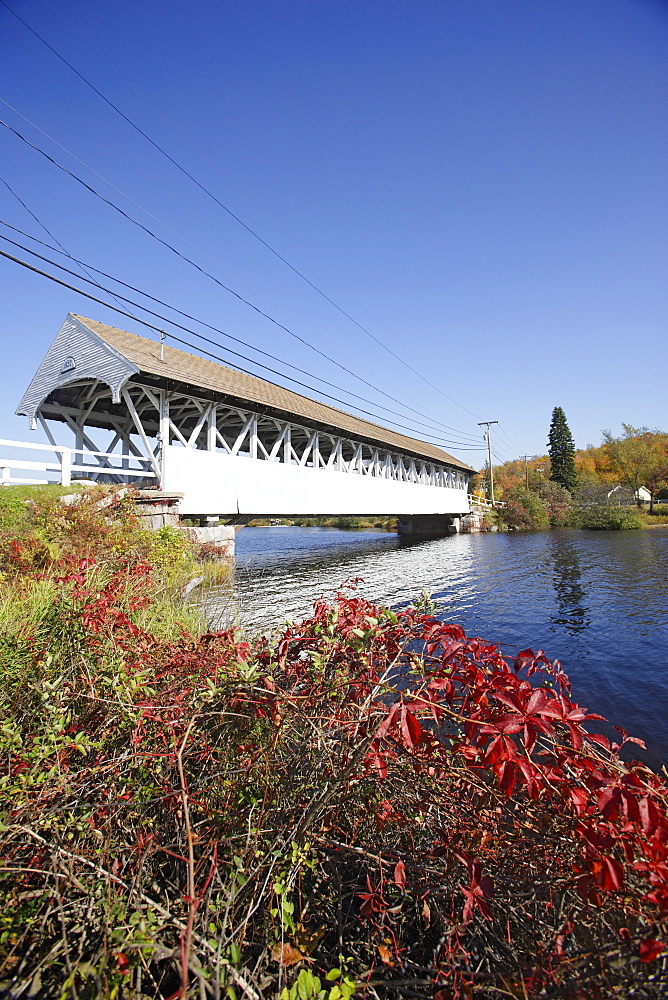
<box><xmin>74</xmin><ymin>316</ymin><xmax>474</xmax><ymax>472</ymax></box>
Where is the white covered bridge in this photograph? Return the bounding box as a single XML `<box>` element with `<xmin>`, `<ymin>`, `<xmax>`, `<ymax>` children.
<box><xmin>13</xmin><ymin>314</ymin><xmax>475</xmax><ymax>535</ymax></box>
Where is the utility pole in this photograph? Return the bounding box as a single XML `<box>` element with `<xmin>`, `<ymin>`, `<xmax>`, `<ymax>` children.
<box><xmin>478</xmin><ymin>421</ymin><xmax>498</xmax><ymax>505</ymax></box>
<box><xmin>523</xmin><ymin>455</ymin><xmax>529</xmax><ymax>489</ymax></box>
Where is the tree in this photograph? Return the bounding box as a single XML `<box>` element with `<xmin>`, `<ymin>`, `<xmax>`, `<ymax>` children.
<box><xmin>602</xmin><ymin>425</ymin><xmax>668</xmax><ymax>511</ymax></box>
<box><xmin>547</xmin><ymin>407</ymin><xmax>577</xmax><ymax>493</ymax></box>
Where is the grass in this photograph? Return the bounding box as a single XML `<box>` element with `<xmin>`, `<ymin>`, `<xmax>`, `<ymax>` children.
<box><xmin>637</xmin><ymin>505</ymin><xmax>668</xmax><ymax>527</ymax></box>
<box><xmin>577</xmin><ymin>505</ymin><xmax>668</xmax><ymax>530</ymax></box>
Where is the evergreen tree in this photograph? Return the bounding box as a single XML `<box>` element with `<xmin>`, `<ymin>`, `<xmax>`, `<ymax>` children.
<box><xmin>548</xmin><ymin>407</ymin><xmax>577</xmax><ymax>493</ymax></box>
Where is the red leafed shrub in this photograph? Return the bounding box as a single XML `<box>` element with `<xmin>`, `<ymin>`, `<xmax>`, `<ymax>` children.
<box><xmin>0</xmin><ymin>572</ymin><xmax>667</xmax><ymax>998</ymax></box>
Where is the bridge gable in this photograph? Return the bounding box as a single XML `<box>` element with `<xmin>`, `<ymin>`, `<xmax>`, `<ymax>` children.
<box><xmin>16</xmin><ymin>314</ymin><xmax>139</xmax><ymax>426</ymax></box>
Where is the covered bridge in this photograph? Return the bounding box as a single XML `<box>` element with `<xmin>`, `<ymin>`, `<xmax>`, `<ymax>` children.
<box><xmin>17</xmin><ymin>314</ymin><xmax>474</xmax><ymax>529</ymax></box>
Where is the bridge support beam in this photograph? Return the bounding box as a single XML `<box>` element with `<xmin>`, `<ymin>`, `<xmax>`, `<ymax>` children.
<box><xmin>396</xmin><ymin>514</ymin><xmax>460</xmax><ymax>538</ymax></box>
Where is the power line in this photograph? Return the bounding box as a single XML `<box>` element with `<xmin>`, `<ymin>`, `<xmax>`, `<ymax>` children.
<box><xmin>496</xmin><ymin>424</ymin><xmax>524</xmax><ymax>459</ymax></box>
<box><xmin>0</xmin><ymin>245</ymin><xmax>485</xmax><ymax>453</ymax></box>
<box><xmin>2</xmin><ymin>101</ymin><xmax>470</xmax><ymax>433</ymax></box>
<box><xmin>0</xmin><ymin>225</ymin><xmax>482</xmax><ymax>447</ymax></box>
<box><xmin>0</xmin><ymin>99</ymin><xmax>295</xmax><ymax>303</ymax></box>
<box><xmin>0</xmin><ymin>0</ymin><xmax>484</xmax><ymax>422</ymax></box>
<box><xmin>490</xmin><ymin>441</ymin><xmax>514</xmax><ymax>464</ymax></box>
<box><xmin>0</xmin><ymin>97</ymin><xmax>396</xmax><ymax>387</ymax></box>
<box><xmin>2</xmin><ymin>99</ymin><xmax>469</xmax><ymax>435</ymax></box>
<box><xmin>490</xmin><ymin>443</ymin><xmax>515</xmax><ymax>465</ymax></box>
<box><xmin>0</xmin><ymin>175</ymin><xmax>141</xmax><ymax>320</ymax></box>
<box><xmin>0</xmin><ymin>117</ymin><xmax>482</xmax><ymax>445</ymax></box>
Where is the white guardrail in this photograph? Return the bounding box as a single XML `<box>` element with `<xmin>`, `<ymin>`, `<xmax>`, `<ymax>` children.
<box><xmin>467</xmin><ymin>494</ymin><xmax>505</xmax><ymax>509</ymax></box>
<box><xmin>0</xmin><ymin>439</ymin><xmax>157</xmax><ymax>487</ymax></box>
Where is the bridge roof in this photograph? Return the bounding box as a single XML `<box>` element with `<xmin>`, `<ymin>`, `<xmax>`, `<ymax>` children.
<box><xmin>23</xmin><ymin>314</ymin><xmax>474</xmax><ymax>472</ymax></box>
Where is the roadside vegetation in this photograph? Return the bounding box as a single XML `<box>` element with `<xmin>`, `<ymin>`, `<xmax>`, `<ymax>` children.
<box><xmin>1</xmin><ymin>490</ymin><xmax>667</xmax><ymax>998</ymax></box>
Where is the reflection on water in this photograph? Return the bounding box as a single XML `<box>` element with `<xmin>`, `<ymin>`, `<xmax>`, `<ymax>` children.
<box><xmin>202</xmin><ymin>527</ymin><xmax>668</xmax><ymax>768</ymax></box>
<box><xmin>548</xmin><ymin>534</ymin><xmax>590</xmax><ymax>636</ymax></box>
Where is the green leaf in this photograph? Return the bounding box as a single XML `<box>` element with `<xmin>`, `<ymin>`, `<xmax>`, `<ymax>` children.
<box><xmin>297</xmin><ymin>970</ymin><xmax>312</xmax><ymax>1000</ymax></box>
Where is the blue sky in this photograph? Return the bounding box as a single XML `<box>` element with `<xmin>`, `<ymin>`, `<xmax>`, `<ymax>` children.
<box><xmin>1</xmin><ymin>0</ymin><xmax>666</xmax><ymax>467</ymax></box>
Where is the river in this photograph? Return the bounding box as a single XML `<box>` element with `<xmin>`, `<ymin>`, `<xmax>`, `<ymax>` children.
<box><xmin>203</xmin><ymin>526</ymin><xmax>668</xmax><ymax>770</ymax></box>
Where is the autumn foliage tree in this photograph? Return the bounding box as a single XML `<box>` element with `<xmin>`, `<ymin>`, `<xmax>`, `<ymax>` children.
<box><xmin>603</xmin><ymin>425</ymin><xmax>668</xmax><ymax>511</ymax></box>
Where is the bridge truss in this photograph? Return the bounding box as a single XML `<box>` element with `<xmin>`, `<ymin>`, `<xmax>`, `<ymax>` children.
<box><xmin>37</xmin><ymin>380</ymin><xmax>469</xmax><ymax>491</ymax></box>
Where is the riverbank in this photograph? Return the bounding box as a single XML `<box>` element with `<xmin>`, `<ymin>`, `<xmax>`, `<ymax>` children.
<box><xmin>1</xmin><ymin>495</ymin><xmax>667</xmax><ymax>997</ymax></box>
<box><xmin>245</xmin><ymin>515</ymin><xmax>398</xmax><ymax>530</ymax></box>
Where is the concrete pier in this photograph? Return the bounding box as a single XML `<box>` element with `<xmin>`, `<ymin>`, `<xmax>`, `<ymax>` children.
<box><xmin>132</xmin><ymin>491</ymin><xmax>183</xmax><ymax>530</ymax></box>
<box><xmin>177</xmin><ymin>524</ymin><xmax>236</xmax><ymax>559</ymax></box>
<box><xmin>396</xmin><ymin>514</ymin><xmax>460</xmax><ymax>538</ymax></box>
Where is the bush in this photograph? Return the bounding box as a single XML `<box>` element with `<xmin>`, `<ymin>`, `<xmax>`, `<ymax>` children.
<box><xmin>498</xmin><ymin>487</ymin><xmax>549</xmax><ymax>530</ymax></box>
<box><xmin>2</xmin><ymin>573</ymin><xmax>668</xmax><ymax>997</ymax></box>
<box><xmin>573</xmin><ymin>505</ymin><xmax>644</xmax><ymax>530</ymax></box>
<box><xmin>332</xmin><ymin>515</ymin><xmax>363</xmax><ymax>529</ymax></box>
<box><xmin>537</xmin><ymin>480</ymin><xmax>573</xmax><ymax>526</ymax></box>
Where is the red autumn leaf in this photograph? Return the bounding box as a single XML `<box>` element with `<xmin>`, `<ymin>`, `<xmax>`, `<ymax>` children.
<box><xmin>639</xmin><ymin>797</ymin><xmax>661</xmax><ymax>838</ymax></box>
<box><xmin>514</xmin><ymin>756</ymin><xmax>536</xmax><ymax>784</ymax></box>
<box><xmin>639</xmin><ymin>939</ymin><xmax>665</xmax><ymax>963</ymax></box>
<box><xmin>368</xmin><ymin>751</ymin><xmax>387</xmax><ymax>780</ymax></box>
<box><xmin>400</xmin><ymin>706</ymin><xmax>423</xmax><ymax>748</ymax></box>
<box><xmin>483</xmin><ymin>733</ymin><xmax>519</xmax><ymax>767</ymax></box>
<box><xmin>597</xmin><ymin>786</ymin><xmax>621</xmax><ymax>821</ymax></box>
<box><xmin>620</xmin><ymin>789</ymin><xmax>641</xmax><ymax>825</ymax></box>
<box><xmin>492</xmin><ymin>690</ymin><xmax>524</xmax><ymax>713</ymax></box>
<box><xmin>393</xmin><ymin>859</ymin><xmax>407</xmax><ymax>890</ymax></box>
<box><xmin>376</xmin><ymin>702</ymin><xmax>400</xmax><ymax>740</ymax></box>
<box><xmin>595</xmin><ymin>855</ymin><xmax>624</xmax><ymax>892</ymax></box>
<box><xmin>117</xmin><ymin>953</ymin><xmax>130</xmax><ymax>975</ymax></box>
<box><xmin>357</xmin><ymin>876</ymin><xmax>387</xmax><ymax>918</ymax></box>
<box><xmin>589</xmin><ymin>733</ymin><xmax>611</xmax><ymax>752</ymax></box>
<box><xmin>567</xmin><ymin>721</ymin><xmax>583</xmax><ymax>751</ymax></box>
<box><xmin>495</xmin><ymin>758</ymin><xmax>517</xmax><ymax>797</ymax></box>
<box><xmin>569</xmin><ymin>787</ymin><xmax>589</xmax><ymax>817</ymax></box>
<box><xmin>496</xmin><ymin>714</ymin><xmax>524</xmax><ymax>735</ymax></box>
<box><xmin>462</xmin><ymin>883</ymin><xmax>493</xmax><ymax>922</ymax></box>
